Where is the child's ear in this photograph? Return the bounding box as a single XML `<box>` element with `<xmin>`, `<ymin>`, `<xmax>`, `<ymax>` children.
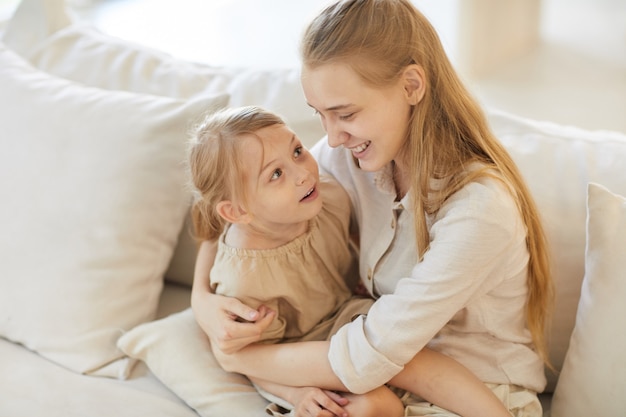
<box><xmin>402</xmin><ymin>64</ymin><xmax>426</xmax><ymax>105</ymax></box>
<box><xmin>216</xmin><ymin>200</ymin><xmax>251</xmax><ymax>224</ymax></box>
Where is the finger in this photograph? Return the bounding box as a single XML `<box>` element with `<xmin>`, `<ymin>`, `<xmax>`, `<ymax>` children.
<box><xmin>324</xmin><ymin>390</ymin><xmax>349</xmax><ymax>406</ymax></box>
<box><xmin>212</xmin><ymin>327</ymin><xmax>263</xmax><ymax>354</ymax></box>
<box><xmin>253</xmin><ymin>306</ymin><xmax>276</xmax><ymax>331</ymax></box>
<box><xmin>223</xmin><ymin>318</ymin><xmax>264</xmax><ymax>339</ymax></box>
<box><xmin>256</xmin><ymin>304</ymin><xmax>271</xmax><ymax>318</ymax></box>
<box><xmin>317</xmin><ymin>395</ymin><xmax>348</xmax><ymax>417</ymax></box>
<box><xmin>218</xmin><ymin>308</ymin><xmax>272</xmax><ymax>341</ymax></box>
<box><xmin>224</xmin><ymin>297</ymin><xmax>262</xmax><ymax>322</ymax></box>
<box><xmin>302</xmin><ymin>404</ymin><xmax>330</xmax><ymax>417</ymax></box>
<box><xmin>210</xmin><ymin>325</ymin><xmax>251</xmax><ymax>349</ymax></box>
<box><xmin>218</xmin><ymin>310</ymin><xmax>275</xmax><ymax>352</ymax></box>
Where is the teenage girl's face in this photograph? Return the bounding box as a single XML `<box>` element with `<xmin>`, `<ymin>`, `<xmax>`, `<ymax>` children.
<box><xmin>240</xmin><ymin>124</ymin><xmax>322</xmax><ymax>229</ymax></box>
<box><xmin>301</xmin><ymin>62</ymin><xmax>415</xmax><ymax>172</ymax></box>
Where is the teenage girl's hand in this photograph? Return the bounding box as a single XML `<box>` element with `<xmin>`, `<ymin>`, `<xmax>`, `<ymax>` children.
<box><xmin>191</xmin><ymin>289</ymin><xmax>276</xmax><ymax>354</ymax></box>
<box><xmin>291</xmin><ymin>387</ymin><xmax>349</xmax><ymax>417</ymax></box>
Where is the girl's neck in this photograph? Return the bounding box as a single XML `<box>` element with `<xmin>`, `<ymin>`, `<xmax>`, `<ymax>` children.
<box><xmin>392</xmin><ymin>159</ymin><xmax>409</xmax><ymax>200</ymax></box>
<box><xmin>225</xmin><ymin>220</ymin><xmax>309</xmax><ymax>250</ymax></box>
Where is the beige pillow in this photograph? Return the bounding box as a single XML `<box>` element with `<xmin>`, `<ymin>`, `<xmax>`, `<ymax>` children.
<box><xmin>551</xmin><ymin>183</ymin><xmax>626</xmax><ymax>416</ymax></box>
<box><xmin>117</xmin><ymin>308</ymin><xmax>269</xmax><ymax>417</ymax></box>
<box><xmin>0</xmin><ymin>44</ymin><xmax>228</xmax><ymax>377</ymax></box>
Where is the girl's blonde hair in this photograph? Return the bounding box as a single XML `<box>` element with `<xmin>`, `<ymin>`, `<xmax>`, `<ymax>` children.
<box><xmin>188</xmin><ymin>106</ymin><xmax>285</xmax><ymax>241</ymax></box>
<box><xmin>301</xmin><ymin>0</ymin><xmax>554</xmax><ymax>366</ymax></box>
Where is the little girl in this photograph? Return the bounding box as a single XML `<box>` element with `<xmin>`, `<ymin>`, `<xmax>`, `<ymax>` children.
<box><xmin>188</xmin><ymin>105</ymin><xmax>512</xmax><ymax>417</ymax></box>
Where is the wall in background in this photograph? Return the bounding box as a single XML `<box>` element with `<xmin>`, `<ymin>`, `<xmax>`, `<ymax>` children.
<box><xmin>1</xmin><ymin>0</ymin><xmax>624</xmax><ymax>132</ymax></box>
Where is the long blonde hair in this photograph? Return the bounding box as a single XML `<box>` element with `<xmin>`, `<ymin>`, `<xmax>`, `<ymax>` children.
<box><xmin>188</xmin><ymin>106</ymin><xmax>285</xmax><ymax>241</ymax></box>
<box><xmin>301</xmin><ymin>0</ymin><xmax>553</xmax><ymax>366</ymax></box>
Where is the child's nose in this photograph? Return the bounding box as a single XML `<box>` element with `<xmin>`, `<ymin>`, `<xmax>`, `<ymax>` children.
<box><xmin>295</xmin><ymin>166</ymin><xmax>311</xmax><ymax>185</ymax></box>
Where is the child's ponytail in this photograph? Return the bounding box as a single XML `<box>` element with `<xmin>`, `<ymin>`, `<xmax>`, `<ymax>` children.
<box><xmin>191</xmin><ymin>196</ymin><xmax>226</xmax><ymax>242</ymax></box>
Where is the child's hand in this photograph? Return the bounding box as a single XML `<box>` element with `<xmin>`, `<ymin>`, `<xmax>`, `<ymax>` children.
<box><xmin>291</xmin><ymin>387</ymin><xmax>349</xmax><ymax>417</ymax></box>
<box><xmin>193</xmin><ymin>290</ymin><xmax>275</xmax><ymax>354</ymax></box>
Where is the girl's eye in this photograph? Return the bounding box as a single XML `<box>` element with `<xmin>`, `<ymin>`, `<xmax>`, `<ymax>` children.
<box><xmin>313</xmin><ymin>110</ymin><xmax>325</xmax><ymax>121</ymax></box>
<box><xmin>270</xmin><ymin>168</ymin><xmax>282</xmax><ymax>181</ymax></box>
<box><xmin>294</xmin><ymin>146</ymin><xmax>303</xmax><ymax>158</ymax></box>
<box><xmin>339</xmin><ymin>113</ymin><xmax>355</xmax><ymax>121</ymax></box>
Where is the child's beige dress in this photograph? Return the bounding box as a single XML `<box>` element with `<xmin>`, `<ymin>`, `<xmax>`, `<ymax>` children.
<box><xmin>210</xmin><ymin>176</ymin><xmax>373</xmax><ymax>413</ymax></box>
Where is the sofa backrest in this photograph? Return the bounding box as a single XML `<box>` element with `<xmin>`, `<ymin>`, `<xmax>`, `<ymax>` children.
<box><xmin>488</xmin><ymin>109</ymin><xmax>626</xmax><ymax>391</ymax></box>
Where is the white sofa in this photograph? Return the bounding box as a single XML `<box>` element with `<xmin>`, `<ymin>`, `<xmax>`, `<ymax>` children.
<box><xmin>1</xmin><ymin>1</ymin><xmax>625</xmax><ymax>416</ymax></box>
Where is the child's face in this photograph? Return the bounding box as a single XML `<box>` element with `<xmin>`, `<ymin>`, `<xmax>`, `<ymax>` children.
<box><xmin>240</xmin><ymin>124</ymin><xmax>322</xmax><ymax>229</ymax></box>
<box><xmin>301</xmin><ymin>61</ymin><xmax>413</xmax><ymax>173</ymax></box>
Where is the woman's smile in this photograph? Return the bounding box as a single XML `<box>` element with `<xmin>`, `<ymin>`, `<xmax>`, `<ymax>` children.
<box><xmin>347</xmin><ymin>140</ymin><xmax>371</xmax><ymax>155</ymax></box>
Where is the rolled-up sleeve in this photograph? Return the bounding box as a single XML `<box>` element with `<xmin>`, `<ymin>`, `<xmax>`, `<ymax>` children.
<box><xmin>329</xmin><ymin>314</ymin><xmax>404</xmax><ymax>393</ymax></box>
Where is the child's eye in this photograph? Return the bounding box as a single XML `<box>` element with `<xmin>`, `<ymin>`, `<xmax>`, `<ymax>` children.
<box><xmin>270</xmin><ymin>168</ymin><xmax>282</xmax><ymax>181</ymax></box>
<box><xmin>339</xmin><ymin>113</ymin><xmax>355</xmax><ymax>121</ymax></box>
<box><xmin>294</xmin><ymin>146</ymin><xmax>303</xmax><ymax>158</ymax></box>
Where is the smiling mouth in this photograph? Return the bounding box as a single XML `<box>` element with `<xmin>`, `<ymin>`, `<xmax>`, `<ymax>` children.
<box><xmin>348</xmin><ymin>141</ymin><xmax>371</xmax><ymax>154</ymax></box>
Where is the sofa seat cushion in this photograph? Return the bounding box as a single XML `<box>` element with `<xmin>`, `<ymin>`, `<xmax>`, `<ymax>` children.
<box><xmin>0</xmin><ymin>282</ymin><xmax>197</xmax><ymax>417</ymax></box>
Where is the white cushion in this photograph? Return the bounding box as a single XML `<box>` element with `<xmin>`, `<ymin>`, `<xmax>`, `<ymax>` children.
<box><xmin>2</xmin><ymin>0</ymin><xmax>323</xmax><ymax>287</ymax></box>
<box><xmin>489</xmin><ymin>109</ymin><xmax>626</xmax><ymax>391</ymax></box>
<box><xmin>2</xmin><ymin>0</ymin><xmax>71</xmax><ymax>54</ymax></box>
<box><xmin>117</xmin><ymin>308</ymin><xmax>269</xmax><ymax>417</ymax></box>
<box><xmin>551</xmin><ymin>183</ymin><xmax>626</xmax><ymax>416</ymax></box>
<box><xmin>1</xmin><ymin>0</ymin><xmax>322</xmax><ymax>146</ymax></box>
<box><xmin>0</xmin><ymin>44</ymin><xmax>228</xmax><ymax>377</ymax></box>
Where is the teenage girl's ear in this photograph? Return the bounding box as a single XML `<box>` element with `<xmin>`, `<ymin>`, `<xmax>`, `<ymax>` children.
<box><xmin>402</xmin><ymin>64</ymin><xmax>426</xmax><ymax>105</ymax></box>
<box><xmin>216</xmin><ymin>200</ymin><xmax>252</xmax><ymax>224</ymax></box>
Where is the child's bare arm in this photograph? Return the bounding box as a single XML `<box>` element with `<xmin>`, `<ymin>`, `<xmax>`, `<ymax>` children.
<box><xmin>389</xmin><ymin>348</ymin><xmax>511</xmax><ymax>417</ymax></box>
<box><xmin>191</xmin><ymin>240</ymin><xmax>275</xmax><ymax>354</ymax></box>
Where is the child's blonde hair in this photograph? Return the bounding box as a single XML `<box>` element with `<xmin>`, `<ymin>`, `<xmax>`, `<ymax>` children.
<box><xmin>301</xmin><ymin>0</ymin><xmax>553</xmax><ymax>366</ymax></box>
<box><xmin>188</xmin><ymin>106</ymin><xmax>285</xmax><ymax>241</ymax></box>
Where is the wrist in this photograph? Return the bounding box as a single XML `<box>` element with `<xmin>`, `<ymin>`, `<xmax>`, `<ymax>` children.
<box><xmin>282</xmin><ymin>385</ymin><xmax>302</xmax><ymax>406</ymax></box>
<box><xmin>190</xmin><ymin>281</ymin><xmax>212</xmax><ymax>309</ymax></box>
<box><xmin>213</xmin><ymin>348</ymin><xmax>237</xmax><ymax>372</ymax></box>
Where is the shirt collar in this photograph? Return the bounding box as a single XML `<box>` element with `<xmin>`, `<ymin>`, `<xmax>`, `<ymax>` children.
<box><xmin>373</xmin><ymin>163</ymin><xmax>396</xmax><ymax>195</ymax></box>
<box><xmin>373</xmin><ymin>163</ymin><xmax>411</xmax><ymax>210</ymax></box>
